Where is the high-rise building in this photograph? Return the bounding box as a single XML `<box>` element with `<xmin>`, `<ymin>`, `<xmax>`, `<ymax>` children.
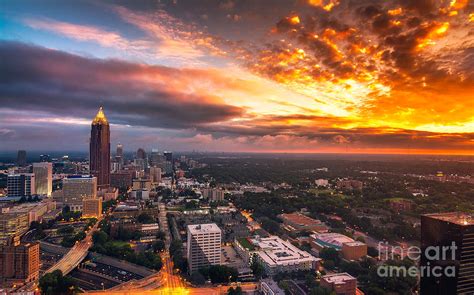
<box><xmin>0</xmin><ymin>236</ymin><xmax>40</xmax><ymax>285</ymax></box>
<box><xmin>62</xmin><ymin>175</ymin><xmax>97</xmax><ymax>211</ymax></box>
<box><xmin>16</xmin><ymin>150</ymin><xmax>27</xmax><ymax>167</ymax></box>
<box><xmin>39</xmin><ymin>154</ymin><xmax>51</xmax><ymax>162</ymax></box>
<box><xmin>116</xmin><ymin>143</ymin><xmax>124</xmax><ymax>165</ymax></box>
<box><xmin>33</xmin><ymin>162</ymin><xmax>53</xmax><ymax>197</ymax></box>
<box><xmin>150</xmin><ymin>167</ymin><xmax>162</xmax><ymax>184</ymax></box>
<box><xmin>110</xmin><ymin>171</ymin><xmax>133</xmax><ymax>189</ymax></box>
<box><xmin>90</xmin><ymin>106</ymin><xmax>110</xmax><ymax>189</ymax></box>
<box><xmin>116</xmin><ymin>143</ymin><xmax>123</xmax><ymax>158</ymax></box>
<box><xmin>136</xmin><ymin>148</ymin><xmax>146</xmax><ymax>160</ymax></box>
<box><xmin>164</xmin><ymin>151</ymin><xmax>172</xmax><ymax>162</ymax></box>
<box><xmin>186</xmin><ymin>223</ymin><xmax>222</xmax><ymax>273</ymax></box>
<box><xmin>0</xmin><ymin>211</ymin><xmax>29</xmax><ymax>245</ymax></box>
<box><xmin>82</xmin><ymin>197</ymin><xmax>102</xmax><ymax>218</ymax></box>
<box><xmin>420</xmin><ymin>212</ymin><xmax>474</xmax><ymax>295</ymax></box>
<box><xmin>150</xmin><ymin>149</ymin><xmax>164</xmax><ymax>167</ymax></box>
<box><xmin>132</xmin><ymin>179</ymin><xmax>152</xmax><ymax>191</ymax></box>
<box><xmin>201</xmin><ymin>188</ymin><xmax>225</xmax><ymax>202</ymax></box>
<box><xmin>7</xmin><ymin>174</ymin><xmax>35</xmax><ymax>197</ymax></box>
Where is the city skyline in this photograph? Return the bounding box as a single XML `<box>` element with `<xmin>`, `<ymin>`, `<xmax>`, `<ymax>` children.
<box><xmin>1</xmin><ymin>0</ymin><xmax>473</xmax><ymax>155</ymax></box>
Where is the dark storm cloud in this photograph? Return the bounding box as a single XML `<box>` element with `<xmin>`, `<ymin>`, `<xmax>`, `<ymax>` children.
<box><xmin>0</xmin><ymin>41</ymin><xmax>244</xmax><ymax>129</ymax></box>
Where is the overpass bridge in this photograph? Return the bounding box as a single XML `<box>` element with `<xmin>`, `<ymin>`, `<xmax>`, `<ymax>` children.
<box><xmin>45</xmin><ymin>217</ymin><xmax>102</xmax><ymax>275</ymax></box>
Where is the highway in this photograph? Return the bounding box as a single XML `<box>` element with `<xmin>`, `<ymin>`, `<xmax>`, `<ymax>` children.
<box><xmin>84</xmin><ymin>251</ymin><xmax>258</xmax><ymax>294</ymax></box>
<box><xmin>45</xmin><ymin>216</ymin><xmax>102</xmax><ymax>275</ymax></box>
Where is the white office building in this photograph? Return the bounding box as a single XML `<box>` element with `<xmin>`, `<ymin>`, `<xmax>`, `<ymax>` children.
<box><xmin>238</xmin><ymin>236</ymin><xmax>320</xmax><ymax>276</ymax></box>
<box><xmin>33</xmin><ymin>162</ymin><xmax>53</xmax><ymax>197</ymax></box>
<box><xmin>186</xmin><ymin>223</ymin><xmax>222</xmax><ymax>273</ymax></box>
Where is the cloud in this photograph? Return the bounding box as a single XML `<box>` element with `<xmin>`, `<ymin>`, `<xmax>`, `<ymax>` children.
<box><xmin>237</xmin><ymin>0</ymin><xmax>474</xmax><ymax>133</ymax></box>
<box><xmin>24</xmin><ymin>18</ymin><xmax>145</xmax><ymax>50</ymax></box>
<box><xmin>0</xmin><ymin>34</ymin><xmax>473</xmax><ymax>154</ymax></box>
<box><xmin>0</xmin><ymin>41</ymin><xmax>243</xmax><ymax>129</ymax></box>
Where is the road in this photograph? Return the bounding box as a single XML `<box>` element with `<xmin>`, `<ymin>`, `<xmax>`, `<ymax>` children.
<box><xmin>85</xmin><ymin>251</ymin><xmax>257</xmax><ymax>294</ymax></box>
<box><xmin>158</xmin><ymin>201</ymin><xmax>171</xmax><ymax>249</ymax></box>
<box><xmin>45</xmin><ymin>216</ymin><xmax>102</xmax><ymax>275</ymax></box>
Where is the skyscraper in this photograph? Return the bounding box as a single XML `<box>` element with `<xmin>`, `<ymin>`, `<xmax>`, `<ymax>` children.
<box><xmin>7</xmin><ymin>174</ymin><xmax>35</xmax><ymax>197</ymax></box>
<box><xmin>39</xmin><ymin>154</ymin><xmax>51</xmax><ymax>162</ymax></box>
<box><xmin>164</xmin><ymin>151</ymin><xmax>172</xmax><ymax>162</ymax></box>
<box><xmin>32</xmin><ymin>162</ymin><xmax>53</xmax><ymax>197</ymax></box>
<box><xmin>90</xmin><ymin>107</ymin><xmax>110</xmax><ymax>189</ymax></box>
<box><xmin>116</xmin><ymin>143</ymin><xmax>124</xmax><ymax>165</ymax></box>
<box><xmin>136</xmin><ymin>148</ymin><xmax>146</xmax><ymax>160</ymax></box>
<box><xmin>16</xmin><ymin>150</ymin><xmax>27</xmax><ymax>167</ymax></box>
<box><xmin>116</xmin><ymin>143</ymin><xmax>123</xmax><ymax>158</ymax></box>
<box><xmin>420</xmin><ymin>212</ymin><xmax>474</xmax><ymax>295</ymax></box>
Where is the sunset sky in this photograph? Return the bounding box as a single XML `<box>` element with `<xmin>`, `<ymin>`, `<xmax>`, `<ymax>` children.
<box><xmin>1</xmin><ymin>0</ymin><xmax>473</xmax><ymax>154</ymax></box>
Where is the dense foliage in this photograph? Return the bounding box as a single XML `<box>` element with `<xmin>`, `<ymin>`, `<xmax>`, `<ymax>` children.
<box><xmin>39</xmin><ymin>270</ymin><xmax>77</xmax><ymax>295</ymax></box>
<box><xmin>91</xmin><ymin>230</ymin><xmax>163</xmax><ymax>270</ymax></box>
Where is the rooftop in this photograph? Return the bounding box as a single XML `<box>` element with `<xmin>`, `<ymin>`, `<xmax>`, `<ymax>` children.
<box><xmin>311</xmin><ymin>232</ymin><xmax>355</xmax><ymax>249</ymax></box>
<box><xmin>279</xmin><ymin>213</ymin><xmax>323</xmax><ymax>226</ymax></box>
<box><xmin>322</xmin><ymin>273</ymin><xmax>356</xmax><ymax>285</ymax></box>
<box><xmin>65</xmin><ymin>175</ymin><xmax>94</xmax><ymax>179</ymax></box>
<box><xmin>188</xmin><ymin>223</ymin><xmax>222</xmax><ymax>234</ymax></box>
<box><xmin>250</xmin><ymin>236</ymin><xmax>319</xmax><ymax>266</ymax></box>
<box><xmin>424</xmin><ymin>212</ymin><xmax>474</xmax><ymax>226</ymax></box>
<box><xmin>344</xmin><ymin>241</ymin><xmax>366</xmax><ymax>247</ymax></box>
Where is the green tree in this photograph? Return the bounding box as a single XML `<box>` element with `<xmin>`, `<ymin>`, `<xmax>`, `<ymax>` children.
<box><xmin>203</xmin><ymin>265</ymin><xmax>239</xmax><ymax>284</ymax></box>
<box><xmin>57</xmin><ymin>225</ymin><xmax>74</xmax><ymax>235</ymax></box>
<box><xmin>190</xmin><ymin>271</ymin><xmax>206</xmax><ymax>285</ymax></box>
<box><xmin>260</xmin><ymin>217</ymin><xmax>281</xmax><ymax>234</ymax></box>
<box><xmin>169</xmin><ymin>239</ymin><xmax>183</xmax><ymax>257</ymax></box>
<box><xmin>39</xmin><ymin>270</ymin><xmax>77</xmax><ymax>295</ymax></box>
<box><xmin>152</xmin><ymin>240</ymin><xmax>165</xmax><ymax>252</ymax></box>
<box><xmin>227</xmin><ymin>286</ymin><xmax>243</xmax><ymax>295</ymax></box>
<box><xmin>156</xmin><ymin>230</ymin><xmax>166</xmax><ymax>240</ymax></box>
<box><xmin>92</xmin><ymin>230</ymin><xmax>108</xmax><ymax>245</ymax></box>
<box><xmin>137</xmin><ymin>213</ymin><xmax>155</xmax><ymax>224</ymax></box>
<box><xmin>251</xmin><ymin>260</ymin><xmax>265</xmax><ymax>280</ymax></box>
<box><xmin>319</xmin><ymin>248</ymin><xmax>340</xmax><ymax>265</ymax></box>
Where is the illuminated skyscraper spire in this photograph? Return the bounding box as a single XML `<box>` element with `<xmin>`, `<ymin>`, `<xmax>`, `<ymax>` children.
<box><xmin>92</xmin><ymin>106</ymin><xmax>108</xmax><ymax>125</ymax></box>
<box><xmin>90</xmin><ymin>106</ymin><xmax>110</xmax><ymax>188</ymax></box>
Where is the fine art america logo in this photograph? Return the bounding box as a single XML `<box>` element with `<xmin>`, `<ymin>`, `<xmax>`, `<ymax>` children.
<box><xmin>377</xmin><ymin>242</ymin><xmax>457</xmax><ymax>278</ymax></box>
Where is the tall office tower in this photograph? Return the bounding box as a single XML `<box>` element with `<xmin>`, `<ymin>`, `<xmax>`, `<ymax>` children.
<box><xmin>90</xmin><ymin>106</ymin><xmax>110</xmax><ymax>189</ymax></box>
<box><xmin>7</xmin><ymin>174</ymin><xmax>35</xmax><ymax>197</ymax></box>
<box><xmin>32</xmin><ymin>162</ymin><xmax>53</xmax><ymax>197</ymax></box>
<box><xmin>420</xmin><ymin>212</ymin><xmax>474</xmax><ymax>295</ymax></box>
<box><xmin>149</xmin><ymin>149</ymin><xmax>163</xmax><ymax>167</ymax></box>
<box><xmin>136</xmin><ymin>148</ymin><xmax>146</xmax><ymax>160</ymax></box>
<box><xmin>39</xmin><ymin>154</ymin><xmax>51</xmax><ymax>162</ymax></box>
<box><xmin>186</xmin><ymin>223</ymin><xmax>222</xmax><ymax>274</ymax></box>
<box><xmin>116</xmin><ymin>143</ymin><xmax>124</xmax><ymax>164</ymax></box>
<box><xmin>16</xmin><ymin>150</ymin><xmax>27</xmax><ymax>167</ymax></box>
<box><xmin>163</xmin><ymin>151</ymin><xmax>173</xmax><ymax>162</ymax></box>
<box><xmin>0</xmin><ymin>236</ymin><xmax>40</xmax><ymax>285</ymax></box>
<box><xmin>116</xmin><ymin>143</ymin><xmax>123</xmax><ymax>158</ymax></box>
<box><xmin>62</xmin><ymin>175</ymin><xmax>97</xmax><ymax>211</ymax></box>
<box><xmin>150</xmin><ymin>167</ymin><xmax>162</xmax><ymax>184</ymax></box>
